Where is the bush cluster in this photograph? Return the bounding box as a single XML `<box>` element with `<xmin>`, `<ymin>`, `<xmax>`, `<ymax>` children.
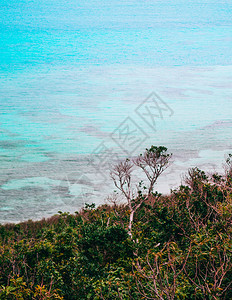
<box><xmin>0</xmin><ymin>153</ymin><xmax>232</xmax><ymax>299</ymax></box>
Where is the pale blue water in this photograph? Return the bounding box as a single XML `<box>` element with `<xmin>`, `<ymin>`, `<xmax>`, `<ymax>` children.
<box><xmin>0</xmin><ymin>0</ymin><xmax>232</xmax><ymax>222</ymax></box>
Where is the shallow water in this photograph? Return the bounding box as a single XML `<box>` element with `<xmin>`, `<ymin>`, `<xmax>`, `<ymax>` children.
<box><xmin>0</xmin><ymin>1</ymin><xmax>232</xmax><ymax>222</ymax></box>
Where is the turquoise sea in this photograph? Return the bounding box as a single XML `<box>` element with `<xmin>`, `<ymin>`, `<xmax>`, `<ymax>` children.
<box><xmin>0</xmin><ymin>0</ymin><xmax>232</xmax><ymax>222</ymax></box>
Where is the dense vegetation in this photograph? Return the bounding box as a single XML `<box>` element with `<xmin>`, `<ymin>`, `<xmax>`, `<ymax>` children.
<box><xmin>0</xmin><ymin>147</ymin><xmax>231</xmax><ymax>299</ymax></box>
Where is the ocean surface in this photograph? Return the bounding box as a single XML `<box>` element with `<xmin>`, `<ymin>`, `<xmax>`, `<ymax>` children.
<box><xmin>0</xmin><ymin>0</ymin><xmax>232</xmax><ymax>223</ymax></box>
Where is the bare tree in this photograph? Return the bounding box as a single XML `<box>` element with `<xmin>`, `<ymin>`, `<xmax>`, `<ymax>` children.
<box><xmin>110</xmin><ymin>159</ymin><xmax>134</xmax><ymax>204</ymax></box>
<box><xmin>110</xmin><ymin>159</ymin><xmax>136</xmax><ymax>238</ymax></box>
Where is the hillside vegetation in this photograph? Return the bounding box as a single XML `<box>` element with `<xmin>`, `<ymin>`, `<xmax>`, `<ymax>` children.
<box><xmin>0</xmin><ymin>147</ymin><xmax>231</xmax><ymax>299</ymax></box>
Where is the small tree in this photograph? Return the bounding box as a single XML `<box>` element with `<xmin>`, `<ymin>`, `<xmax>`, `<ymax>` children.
<box><xmin>110</xmin><ymin>159</ymin><xmax>135</xmax><ymax>238</ymax></box>
<box><xmin>185</xmin><ymin>167</ymin><xmax>208</xmax><ymax>192</ymax></box>
<box><xmin>111</xmin><ymin>146</ymin><xmax>172</xmax><ymax>238</ymax></box>
<box><xmin>110</xmin><ymin>159</ymin><xmax>134</xmax><ymax>205</ymax></box>
<box><xmin>134</xmin><ymin>146</ymin><xmax>172</xmax><ymax>195</ymax></box>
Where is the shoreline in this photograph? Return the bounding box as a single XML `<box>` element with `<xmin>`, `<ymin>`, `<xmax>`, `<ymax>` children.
<box><xmin>0</xmin><ymin>148</ymin><xmax>230</xmax><ymax>225</ymax></box>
